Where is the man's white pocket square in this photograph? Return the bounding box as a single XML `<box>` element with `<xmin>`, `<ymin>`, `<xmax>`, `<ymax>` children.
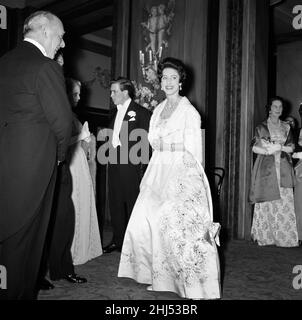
<box><xmin>129</xmin><ymin>117</ymin><xmax>136</xmax><ymax>122</ymax></box>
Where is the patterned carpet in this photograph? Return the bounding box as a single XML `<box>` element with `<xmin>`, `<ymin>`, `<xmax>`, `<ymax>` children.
<box><xmin>38</xmin><ymin>229</ymin><xmax>302</xmax><ymax>300</ymax></box>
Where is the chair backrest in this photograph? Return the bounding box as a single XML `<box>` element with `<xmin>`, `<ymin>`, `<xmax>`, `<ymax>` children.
<box><xmin>213</xmin><ymin>167</ymin><xmax>225</xmax><ymax>197</ymax></box>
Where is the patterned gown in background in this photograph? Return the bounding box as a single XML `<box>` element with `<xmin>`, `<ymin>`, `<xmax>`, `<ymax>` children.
<box><xmin>251</xmin><ymin>118</ymin><xmax>298</xmax><ymax>247</ymax></box>
<box><xmin>118</xmin><ymin>97</ymin><xmax>221</xmax><ymax>300</ymax></box>
<box><xmin>70</xmin><ymin>116</ymin><xmax>103</xmax><ymax>265</ymax></box>
<box><xmin>294</xmin><ymin>128</ymin><xmax>302</xmax><ymax>241</ymax></box>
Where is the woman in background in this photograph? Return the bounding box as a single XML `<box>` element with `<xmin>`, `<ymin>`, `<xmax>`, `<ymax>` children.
<box><xmin>293</xmin><ymin>103</ymin><xmax>302</xmax><ymax>243</ymax></box>
<box><xmin>249</xmin><ymin>97</ymin><xmax>298</xmax><ymax>247</ymax></box>
<box><xmin>118</xmin><ymin>57</ymin><xmax>221</xmax><ymax>300</ymax></box>
<box><xmin>66</xmin><ymin>78</ymin><xmax>103</xmax><ymax>265</ymax></box>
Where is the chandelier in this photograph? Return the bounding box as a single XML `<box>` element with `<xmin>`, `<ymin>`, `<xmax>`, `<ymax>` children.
<box><xmin>139</xmin><ymin>46</ymin><xmax>163</xmax><ymax>82</ymax></box>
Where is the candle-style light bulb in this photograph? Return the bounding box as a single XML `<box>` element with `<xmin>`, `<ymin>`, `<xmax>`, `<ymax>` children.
<box><xmin>159</xmin><ymin>46</ymin><xmax>162</xmax><ymax>59</ymax></box>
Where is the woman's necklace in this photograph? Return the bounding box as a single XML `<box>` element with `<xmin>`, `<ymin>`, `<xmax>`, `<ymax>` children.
<box><xmin>161</xmin><ymin>98</ymin><xmax>180</xmax><ymax>120</ymax></box>
<box><xmin>268</xmin><ymin>116</ymin><xmax>280</xmax><ymax>127</ymax></box>
<box><xmin>166</xmin><ymin>98</ymin><xmax>179</xmax><ymax>110</ymax></box>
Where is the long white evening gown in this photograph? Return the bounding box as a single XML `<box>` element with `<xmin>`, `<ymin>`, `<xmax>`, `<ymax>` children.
<box><xmin>118</xmin><ymin>97</ymin><xmax>221</xmax><ymax>300</ymax></box>
<box><xmin>69</xmin><ymin>117</ymin><xmax>103</xmax><ymax>265</ymax></box>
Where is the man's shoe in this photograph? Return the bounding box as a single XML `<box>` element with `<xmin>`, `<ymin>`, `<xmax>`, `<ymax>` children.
<box><xmin>65</xmin><ymin>273</ymin><xmax>87</xmax><ymax>284</ymax></box>
<box><xmin>103</xmin><ymin>243</ymin><xmax>121</xmax><ymax>254</ymax></box>
<box><xmin>38</xmin><ymin>278</ymin><xmax>55</xmax><ymax>290</ymax></box>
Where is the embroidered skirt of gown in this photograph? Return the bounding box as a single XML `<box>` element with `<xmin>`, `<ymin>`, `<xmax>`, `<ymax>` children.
<box><xmin>118</xmin><ymin>150</ymin><xmax>221</xmax><ymax>300</ymax></box>
<box><xmin>294</xmin><ymin>160</ymin><xmax>302</xmax><ymax>241</ymax></box>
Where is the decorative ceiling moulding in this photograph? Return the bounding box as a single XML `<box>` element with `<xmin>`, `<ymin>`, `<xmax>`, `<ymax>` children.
<box><xmin>42</xmin><ymin>0</ymin><xmax>112</xmax><ymax>17</ymax></box>
<box><xmin>40</xmin><ymin>0</ymin><xmax>114</xmax><ymax>37</ymax></box>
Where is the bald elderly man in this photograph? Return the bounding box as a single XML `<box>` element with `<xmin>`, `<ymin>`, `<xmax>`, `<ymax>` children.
<box><xmin>0</xmin><ymin>11</ymin><xmax>72</xmax><ymax>300</ymax></box>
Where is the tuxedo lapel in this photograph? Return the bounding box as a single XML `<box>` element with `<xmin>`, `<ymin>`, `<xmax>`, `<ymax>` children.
<box><xmin>121</xmin><ymin>100</ymin><xmax>137</xmax><ymax>132</ymax></box>
<box><xmin>122</xmin><ymin>100</ymin><xmax>135</xmax><ymax>122</ymax></box>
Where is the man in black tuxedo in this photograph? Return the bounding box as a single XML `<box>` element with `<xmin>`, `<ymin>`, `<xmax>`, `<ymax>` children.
<box><xmin>102</xmin><ymin>77</ymin><xmax>151</xmax><ymax>253</ymax></box>
<box><xmin>0</xmin><ymin>11</ymin><xmax>72</xmax><ymax>300</ymax></box>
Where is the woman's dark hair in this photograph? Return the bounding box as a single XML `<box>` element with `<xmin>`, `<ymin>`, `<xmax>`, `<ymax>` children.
<box><xmin>157</xmin><ymin>57</ymin><xmax>187</xmax><ymax>85</ymax></box>
<box><xmin>111</xmin><ymin>77</ymin><xmax>135</xmax><ymax>100</ymax></box>
<box><xmin>265</xmin><ymin>96</ymin><xmax>284</xmax><ymax>118</ymax></box>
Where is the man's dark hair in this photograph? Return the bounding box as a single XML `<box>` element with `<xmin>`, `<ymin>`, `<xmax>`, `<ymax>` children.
<box><xmin>111</xmin><ymin>77</ymin><xmax>135</xmax><ymax>100</ymax></box>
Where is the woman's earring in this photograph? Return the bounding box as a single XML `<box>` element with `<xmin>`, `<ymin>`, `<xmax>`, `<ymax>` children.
<box><xmin>179</xmin><ymin>83</ymin><xmax>182</xmax><ymax>91</ymax></box>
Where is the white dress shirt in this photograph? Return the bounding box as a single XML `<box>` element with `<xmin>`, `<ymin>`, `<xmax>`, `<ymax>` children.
<box><xmin>24</xmin><ymin>38</ymin><xmax>48</xmax><ymax>57</ymax></box>
<box><xmin>112</xmin><ymin>98</ymin><xmax>132</xmax><ymax>148</ymax></box>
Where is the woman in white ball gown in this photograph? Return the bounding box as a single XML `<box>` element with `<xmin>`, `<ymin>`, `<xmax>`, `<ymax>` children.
<box><xmin>118</xmin><ymin>57</ymin><xmax>221</xmax><ymax>300</ymax></box>
<box><xmin>66</xmin><ymin>78</ymin><xmax>103</xmax><ymax>265</ymax></box>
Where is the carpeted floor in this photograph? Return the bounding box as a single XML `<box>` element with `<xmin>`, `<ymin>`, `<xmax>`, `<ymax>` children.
<box><xmin>38</xmin><ymin>229</ymin><xmax>302</xmax><ymax>300</ymax></box>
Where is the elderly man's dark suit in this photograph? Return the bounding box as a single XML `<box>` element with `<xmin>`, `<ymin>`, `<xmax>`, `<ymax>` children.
<box><xmin>107</xmin><ymin>100</ymin><xmax>151</xmax><ymax>249</ymax></box>
<box><xmin>0</xmin><ymin>41</ymin><xmax>72</xmax><ymax>300</ymax></box>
